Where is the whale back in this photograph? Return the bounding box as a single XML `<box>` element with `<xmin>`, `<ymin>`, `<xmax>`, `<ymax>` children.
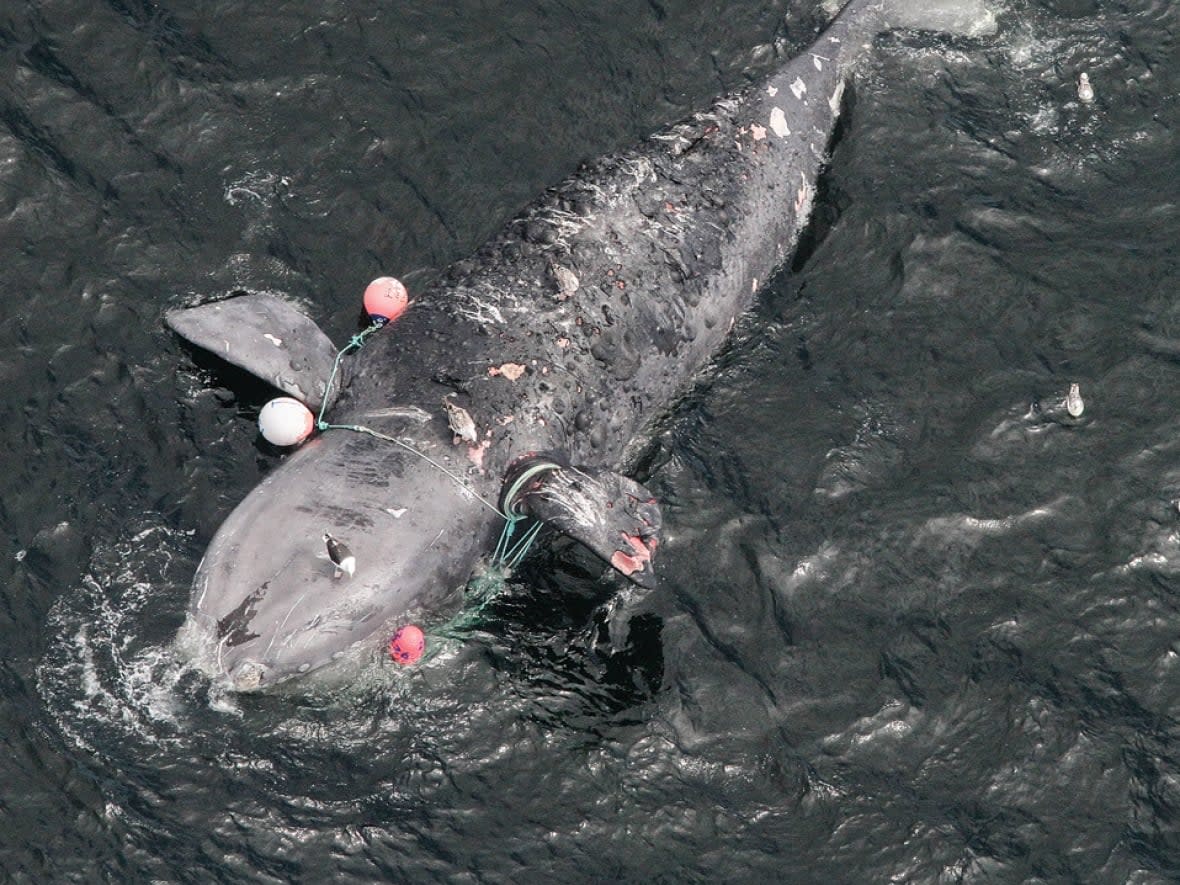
<box><xmin>341</xmin><ymin>8</ymin><xmax>871</xmax><ymax>478</ymax></box>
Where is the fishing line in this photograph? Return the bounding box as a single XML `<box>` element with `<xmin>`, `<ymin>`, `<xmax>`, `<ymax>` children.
<box><xmin>313</xmin><ymin>322</ymin><xmax>505</xmax><ymax>516</ymax></box>
<box><xmin>315</xmin><ymin>316</ymin><xmax>546</xmax><ymax>646</ymax></box>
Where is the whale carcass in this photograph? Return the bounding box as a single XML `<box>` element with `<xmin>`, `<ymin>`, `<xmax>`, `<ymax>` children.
<box><xmin>167</xmin><ymin>0</ymin><xmax>996</xmax><ymax>690</ymax></box>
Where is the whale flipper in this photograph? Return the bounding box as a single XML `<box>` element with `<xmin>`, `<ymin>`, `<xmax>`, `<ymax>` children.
<box><xmin>505</xmin><ymin>459</ymin><xmax>661</xmax><ymax>588</ymax></box>
<box><xmin>166</xmin><ymin>293</ymin><xmax>341</xmax><ymax>412</ymax></box>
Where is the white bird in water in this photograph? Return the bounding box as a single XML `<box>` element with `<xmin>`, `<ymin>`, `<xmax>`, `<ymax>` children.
<box><xmin>1066</xmin><ymin>382</ymin><xmax>1085</xmax><ymax>418</ymax></box>
<box><xmin>323</xmin><ymin>532</ymin><xmax>356</xmax><ymax>578</ymax></box>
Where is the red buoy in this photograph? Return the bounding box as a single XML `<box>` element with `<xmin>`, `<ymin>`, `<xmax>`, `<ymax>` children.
<box><xmin>389</xmin><ymin>624</ymin><xmax>425</xmax><ymax>665</ymax></box>
<box><xmin>363</xmin><ymin>277</ymin><xmax>409</xmax><ymax>325</ymax></box>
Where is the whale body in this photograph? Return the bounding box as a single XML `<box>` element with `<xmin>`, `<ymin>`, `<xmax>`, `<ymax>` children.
<box><xmin>168</xmin><ymin>0</ymin><xmax>996</xmax><ymax>691</ymax></box>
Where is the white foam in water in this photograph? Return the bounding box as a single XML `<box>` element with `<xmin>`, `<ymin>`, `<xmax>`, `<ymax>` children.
<box><xmin>36</xmin><ymin>521</ymin><xmax>219</xmax><ymax>753</ymax></box>
<box><xmin>223</xmin><ymin>169</ymin><xmax>291</xmax><ymax>208</ymax></box>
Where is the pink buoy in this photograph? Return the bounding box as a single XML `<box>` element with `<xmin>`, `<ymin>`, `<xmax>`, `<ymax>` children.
<box><xmin>258</xmin><ymin>397</ymin><xmax>315</xmax><ymax>447</ymax></box>
<box><xmin>389</xmin><ymin>624</ymin><xmax>425</xmax><ymax>665</ymax></box>
<box><xmin>363</xmin><ymin>277</ymin><xmax>409</xmax><ymax>326</ymax></box>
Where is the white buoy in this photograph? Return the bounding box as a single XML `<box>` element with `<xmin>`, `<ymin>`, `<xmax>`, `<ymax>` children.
<box><xmin>259</xmin><ymin>397</ymin><xmax>315</xmax><ymax>446</ymax></box>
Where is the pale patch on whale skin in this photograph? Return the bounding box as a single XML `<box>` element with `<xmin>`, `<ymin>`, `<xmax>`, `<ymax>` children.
<box><xmin>829</xmin><ymin>80</ymin><xmax>846</xmax><ymax>117</ymax></box>
<box><xmin>769</xmin><ymin>107</ymin><xmax>790</xmax><ymax>138</ymax></box>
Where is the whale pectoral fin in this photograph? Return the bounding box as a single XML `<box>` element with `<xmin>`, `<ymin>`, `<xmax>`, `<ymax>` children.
<box><xmin>165</xmin><ymin>292</ymin><xmax>341</xmax><ymax>412</ymax></box>
<box><xmin>518</xmin><ymin>466</ymin><xmax>662</xmax><ymax>589</ymax></box>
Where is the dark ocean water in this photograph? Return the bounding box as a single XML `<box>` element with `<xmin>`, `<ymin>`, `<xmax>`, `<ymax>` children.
<box><xmin>4</xmin><ymin>0</ymin><xmax>1180</xmax><ymax>881</ymax></box>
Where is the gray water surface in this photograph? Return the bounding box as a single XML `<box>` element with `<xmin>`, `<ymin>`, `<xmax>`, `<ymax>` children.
<box><xmin>4</xmin><ymin>0</ymin><xmax>1180</xmax><ymax>881</ymax></box>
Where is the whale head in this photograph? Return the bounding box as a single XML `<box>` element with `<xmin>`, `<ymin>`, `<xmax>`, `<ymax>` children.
<box><xmin>180</xmin><ymin>431</ymin><xmax>496</xmax><ymax>691</ymax></box>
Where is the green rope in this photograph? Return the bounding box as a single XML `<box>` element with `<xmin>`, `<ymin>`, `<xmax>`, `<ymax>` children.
<box><xmin>318</xmin><ymin>421</ymin><xmax>505</xmax><ymax>517</ymax></box>
<box><xmin>316</xmin><ymin>323</ymin><xmax>382</xmax><ymax>430</ymax></box>
<box><xmin>312</xmin><ymin>321</ymin><xmax>547</xmax><ymax>647</ymax></box>
<box><xmin>311</xmin><ymin>322</ymin><xmax>504</xmax><ymax>516</ymax></box>
<box><xmin>425</xmin><ymin>518</ymin><xmax>542</xmax><ymax>646</ymax></box>
<box><xmin>420</xmin><ymin>516</ymin><xmax>544</xmax><ymax>647</ymax></box>
<box><xmin>427</xmin><ymin>567</ymin><xmax>510</xmax><ymax>643</ymax></box>
<box><xmin>492</xmin><ymin>515</ymin><xmax>543</xmax><ymax>570</ymax></box>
